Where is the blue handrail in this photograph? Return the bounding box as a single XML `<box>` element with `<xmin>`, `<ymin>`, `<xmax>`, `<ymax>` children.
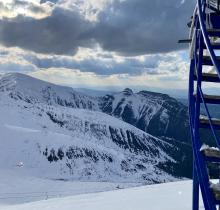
<box><xmin>189</xmin><ymin>1</ymin><xmax>220</xmax><ymax>209</ymax></box>
<box><xmin>197</xmin><ymin>0</ymin><xmax>220</xmax><ymax>78</ymax></box>
<box><xmin>196</xmin><ymin>0</ymin><xmax>220</xmax><ymax>148</ymax></box>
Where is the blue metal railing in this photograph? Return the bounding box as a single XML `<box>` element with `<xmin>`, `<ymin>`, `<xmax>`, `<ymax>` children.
<box><xmin>196</xmin><ymin>0</ymin><xmax>220</xmax><ymax>148</ymax></box>
<box><xmin>197</xmin><ymin>0</ymin><xmax>220</xmax><ymax>78</ymax></box>
<box><xmin>197</xmin><ymin>86</ymin><xmax>220</xmax><ymax>147</ymax></box>
<box><xmin>209</xmin><ymin>0</ymin><xmax>220</xmax><ymax>11</ymax></box>
<box><xmin>189</xmin><ymin>0</ymin><xmax>220</xmax><ymax>209</ymax></box>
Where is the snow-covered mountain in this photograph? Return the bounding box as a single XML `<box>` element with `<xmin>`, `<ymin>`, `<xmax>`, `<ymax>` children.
<box><xmin>0</xmin><ymin>73</ymin><xmax>190</xmax><ymax>141</ymax></box>
<box><xmin>101</xmin><ymin>88</ymin><xmax>189</xmax><ymax>143</ymax></box>
<box><xmin>0</xmin><ymin>73</ymin><xmax>191</xmax><ymax>182</ymax></box>
<box><xmin>0</xmin><ymin>73</ymin><xmax>190</xmax><ymax>143</ymax></box>
<box><xmin>0</xmin><ymin>73</ymin><xmax>99</xmax><ymax>110</ymax></box>
<box><xmin>0</xmin><ymin>93</ymin><xmax>177</xmax><ymax>183</ymax></box>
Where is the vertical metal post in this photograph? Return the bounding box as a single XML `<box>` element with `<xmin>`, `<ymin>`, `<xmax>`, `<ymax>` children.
<box><xmin>193</xmin><ymin>161</ymin><xmax>199</xmax><ymax>210</ymax></box>
<box><xmin>219</xmin><ymin>166</ymin><xmax>220</xmax><ymax>210</ymax></box>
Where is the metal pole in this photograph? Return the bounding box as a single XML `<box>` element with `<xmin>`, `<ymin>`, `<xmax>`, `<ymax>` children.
<box><xmin>193</xmin><ymin>161</ymin><xmax>199</xmax><ymax>210</ymax></box>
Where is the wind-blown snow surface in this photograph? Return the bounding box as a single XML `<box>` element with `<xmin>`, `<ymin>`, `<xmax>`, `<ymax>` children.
<box><xmin>0</xmin><ymin>73</ymin><xmax>194</xmax><ymax>209</ymax></box>
<box><xmin>0</xmin><ymin>180</ymin><xmax>205</xmax><ymax>210</ymax></box>
<box><xmin>0</xmin><ymin>169</ymin><xmax>140</xmax><ymax>205</ymax></box>
<box><xmin>0</xmin><ymin>77</ymin><xmax>178</xmax><ymax>183</ymax></box>
<box><xmin>0</xmin><ymin>97</ymin><xmax>176</xmax><ymax>182</ymax></box>
<box><xmin>0</xmin><ymin>73</ymin><xmax>189</xmax><ymax>143</ymax></box>
<box><xmin>0</xmin><ymin>73</ymin><xmax>190</xmax><ymax>150</ymax></box>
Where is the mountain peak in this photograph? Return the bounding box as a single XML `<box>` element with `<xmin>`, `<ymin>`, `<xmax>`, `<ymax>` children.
<box><xmin>1</xmin><ymin>72</ymin><xmax>40</xmax><ymax>82</ymax></box>
<box><xmin>0</xmin><ymin>72</ymin><xmax>76</xmax><ymax>94</ymax></box>
<box><xmin>137</xmin><ymin>90</ymin><xmax>170</xmax><ymax>99</ymax></box>
<box><xmin>122</xmin><ymin>88</ymin><xmax>133</xmax><ymax>96</ymax></box>
<box><xmin>1</xmin><ymin>73</ymin><xmax>55</xmax><ymax>87</ymax></box>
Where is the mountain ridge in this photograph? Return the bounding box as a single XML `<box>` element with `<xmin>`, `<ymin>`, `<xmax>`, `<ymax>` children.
<box><xmin>0</xmin><ymin>73</ymin><xmax>192</xmax><ymax>180</ymax></box>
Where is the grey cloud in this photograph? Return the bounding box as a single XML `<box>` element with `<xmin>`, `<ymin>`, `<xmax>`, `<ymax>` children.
<box><xmin>92</xmin><ymin>0</ymin><xmax>194</xmax><ymax>55</ymax></box>
<box><xmin>0</xmin><ymin>7</ymin><xmax>94</xmax><ymax>55</ymax></box>
<box><xmin>22</xmin><ymin>53</ymin><xmax>173</xmax><ymax>76</ymax></box>
<box><xmin>0</xmin><ymin>0</ymin><xmax>194</xmax><ymax>55</ymax></box>
<box><xmin>0</xmin><ymin>62</ymin><xmax>36</xmax><ymax>73</ymax></box>
<box><xmin>14</xmin><ymin>0</ymin><xmax>31</xmax><ymax>6</ymax></box>
<box><xmin>0</xmin><ymin>51</ymin><xmax>9</xmax><ymax>56</ymax></box>
<box><xmin>0</xmin><ymin>2</ymin><xmax>10</xmax><ymax>12</ymax></box>
<box><xmin>13</xmin><ymin>0</ymin><xmax>48</xmax><ymax>14</ymax></box>
<box><xmin>0</xmin><ymin>0</ymin><xmax>49</xmax><ymax>16</ymax></box>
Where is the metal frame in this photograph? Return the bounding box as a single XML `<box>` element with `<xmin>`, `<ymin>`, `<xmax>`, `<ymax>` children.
<box><xmin>209</xmin><ymin>0</ymin><xmax>220</xmax><ymax>11</ymax></box>
<box><xmin>189</xmin><ymin>0</ymin><xmax>220</xmax><ymax>209</ymax></box>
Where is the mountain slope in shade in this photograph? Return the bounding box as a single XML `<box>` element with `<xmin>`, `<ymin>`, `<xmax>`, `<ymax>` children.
<box><xmin>0</xmin><ymin>73</ymin><xmax>189</xmax><ymax>142</ymax></box>
<box><xmin>0</xmin><ymin>73</ymin><xmax>192</xmax><ymax>179</ymax></box>
<box><xmin>0</xmin><ymin>93</ymin><xmax>179</xmax><ymax>183</ymax></box>
<box><xmin>100</xmin><ymin>88</ymin><xmax>193</xmax><ymax>178</ymax></box>
<box><xmin>101</xmin><ymin>88</ymin><xmax>189</xmax><ymax>144</ymax></box>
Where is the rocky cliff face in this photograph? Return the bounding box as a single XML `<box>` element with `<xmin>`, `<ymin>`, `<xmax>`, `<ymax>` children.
<box><xmin>100</xmin><ymin>88</ymin><xmax>190</xmax><ymax>144</ymax></box>
<box><xmin>0</xmin><ymin>73</ymin><xmax>192</xmax><ymax>180</ymax></box>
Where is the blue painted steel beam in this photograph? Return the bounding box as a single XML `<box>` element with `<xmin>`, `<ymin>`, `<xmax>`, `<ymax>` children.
<box><xmin>188</xmin><ymin>0</ymin><xmax>220</xmax><ymax>209</ymax></box>
<box><xmin>203</xmin><ymin>44</ymin><xmax>220</xmax><ymax>50</ymax></box>
<box><xmin>207</xmin><ymin>30</ymin><xmax>220</xmax><ymax>37</ymax></box>
<box><xmin>195</xmin><ymin>95</ymin><xmax>220</xmax><ymax>104</ymax></box>
<box><xmin>200</xmin><ymin>123</ymin><xmax>220</xmax><ymax>130</ymax></box>
<box><xmin>193</xmin><ymin>74</ymin><xmax>220</xmax><ymax>83</ymax></box>
<box><xmin>203</xmin><ymin>57</ymin><xmax>220</xmax><ymax>66</ymax></box>
<box><xmin>197</xmin><ymin>0</ymin><xmax>220</xmax><ymax>78</ymax></box>
<box><xmin>204</xmin><ymin>156</ymin><xmax>220</xmax><ymax>163</ymax></box>
<box><xmin>189</xmin><ymin>2</ymin><xmax>219</xmax><ymax>207</ymax></box>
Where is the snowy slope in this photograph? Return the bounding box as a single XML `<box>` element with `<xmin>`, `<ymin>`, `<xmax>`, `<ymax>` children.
<box><xmin>0</xmin><ymin>169</ymin><xmax>140</xmax><ymax>205</ymax></box>
<box><xmin>100</xmin><ymin>89</ymin><xmax>193</xmax><ymax>178</ymax></box>
<box><xmin>0</xmin><ymin>73</ymin><xmax>191</xmax><ymax>180</ymax></box>
<box><xmin>0</xmin><ymin>73</ymin><xmax>189</xmax><ymax>143</ymax></box>
<box><xmin>0</xmin><ymin>180</ymin><xmax>204</xmax><ymax>210</ymax></box>
<box><xmin>0</xmin><ymin>92</ymin><xmax>178</xmax><ymax>183</ymax></box>
<box><xmin>0</xmin><ymin>73</ymin><xmax>196</xmax><ymax>210</ymax></box>
<box><xmin>0</xmin><ymin>73</ymin><xmax>99</xmax><ymax>110</ymax></box>
<box><xmin>0</xmin><ymin>73</ymin><xmax>190</xmax><ymax>145</ymax></box>
<box><xmin>101</xmin><ymin>88</ymin><xmax>189</xmax><ymax>143</ymax></box>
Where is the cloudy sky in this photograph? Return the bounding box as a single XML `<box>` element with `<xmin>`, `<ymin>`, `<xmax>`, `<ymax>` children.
<box><xmin>0</xmin><ymin>0</ymin><xmax>195</xmax><ymax>96</ymax></box>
